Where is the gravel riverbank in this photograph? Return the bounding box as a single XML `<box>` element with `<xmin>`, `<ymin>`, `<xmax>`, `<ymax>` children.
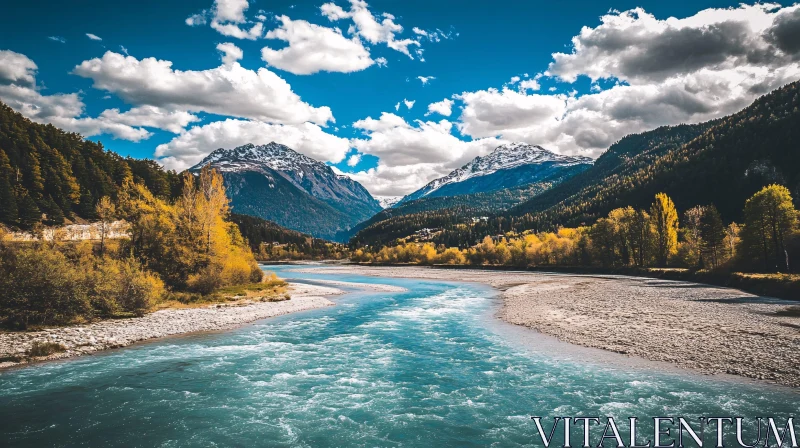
<box><xmin>290</xmin><ymin>265</ymin><xmax>800</xmax><ymax>388</ymax></box>
<box><xmin>0</xmin><ymin>282</ymin><xmax>343</xmax><ymax>369</ymax></box>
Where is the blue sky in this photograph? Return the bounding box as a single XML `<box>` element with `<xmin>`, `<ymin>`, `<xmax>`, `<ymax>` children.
<box><xmin>1</xmin><ymin>0</ymin><xmax>799</xmax><ymax>195</ymax></box>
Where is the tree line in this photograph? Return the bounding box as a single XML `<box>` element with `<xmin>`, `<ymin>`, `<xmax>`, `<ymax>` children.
<box><xmin>352</xmin><ymin>185</ymin><xmax>799</xmax><ymax>274</ymax></box>
<box><xmin>0</xmin><ymin>166</ymin><xmax>264</xmax><ymax>329</ymax></box>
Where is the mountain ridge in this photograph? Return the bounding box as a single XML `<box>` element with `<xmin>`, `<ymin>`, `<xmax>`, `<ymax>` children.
<box><xmin>399</xmin><ymin>143</ymin><xmax>593</xmax><ymax>204</ymax></box>
<box><xmin>191</xmin><ymin>142</ymin><xmax>381</xmax><ymax>241</ymax></box>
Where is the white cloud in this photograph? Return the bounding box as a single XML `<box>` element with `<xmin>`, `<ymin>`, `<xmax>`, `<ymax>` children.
<box><xmin>547</xmin><ymin>4</ymin><xmax>800</xmax><ymax>84</ymax></box>
<box><xmin>213</xmin><ymin>0</ymin><xmax>249</xmax><ymax>23</ymax></box>
<box><xmin>211</xmin><ymin>21</ymin><xmax>263</xmax><ymax>40</ymax></box>
<box><xmin>518</xmin><ymin>78</ymin><xmax>541</xmax><ymax>91</ymax></box>
<box><xmin>86</xmin><ymin>33</ymin><xmax>102</xmax><ymax>41</ymax></box>
<box><xmin>216</xmin><ymin>42</ymin><xmax>243</xmax><ymax>65</ymax></box>
<box><xmin>455</xmin><ymin>88</ymin><xmax>567</xmax><ymax>139</ymax></box>
<box><xmin>187</xmin><ymin>0</ymin><xmax>263</xmax><ymax>40</ymax></box>
<box><xmin>0</xmin><ymin>50</ymin><xmax>37</xmax><ymax>86</ymax></box>
<box><xmin>426</xmin><ymin>98</ymin><xmax>453</xmax><ymax>116</ymax></box>
<box><xmin>394</xmin><ymin>102</ymin><xmax>400</xmax><ymax>111</ymax></box>
<box><xmin>448</xmin><ymin>4</ymin><xmax>800</xmax><ymax>158</ymax></box>
<box><xmin>347</xmin><ymin>153</ymin><xmax>362</xmax><ymax>166</ymax></box>
<box><xmin>154</xmin><ymin>119</ymin><xmax>351</xmax><ymax>171</ymax></box>
<box><xmin>509</xmin><ymin>76</ymin><xmax>520</xmax><ymax>84</ymax></box>
<box><xmin>97</xmin><ymin>106</ymin><xmax>200</xmax><ymax>134</ymax></box>
<box><xmin>186</xmin><ymin>13</ymin><xmax>207</xmax><ymax>26</ymax></box>
<box><xmin>321</xmin><ymin>0</ymin><xmax>421</xmax><ymax>58</ymax></box>
<box><xmin>403</xmin><ymin>99</ymin><xmax>415</xmax><ymax>109</ymax></box>
<box><xmin>348</xmin><ymin>112</ymin><xmax>504</xmax><ymax>194</ymax></box>
<box><xmin>0</xmin><ymin>50</ymin><xmax>191</xmax><ymax>142</ymax></box>
<box><xmin>48</xmin><ymin>36</ymin><xmax>66</xmax><ymax>43</ymax></box>
<box><xmin>417</xmin><ymin>75</ymin><xmax>435</xmax><ymax>85</ymax></box>
<box><xmin>262</xmin><ymin>15</ymin><xmax>375</xmax><ymax>74</ymax></box>
<box><xmin>73</xmin><ymin>51</ymin><xmax>333</xmax><ymax>125</ymax></box>
<box><xmin>375</xmin><ymin>57</ymin><xmax>387</xmax><ymax>67</ymax></box>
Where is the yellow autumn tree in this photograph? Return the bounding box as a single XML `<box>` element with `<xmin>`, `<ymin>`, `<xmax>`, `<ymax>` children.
<box><xmin>650</xmin><ymin>193</ymin><xmax>679</xmax><ymax>267</ymax></box>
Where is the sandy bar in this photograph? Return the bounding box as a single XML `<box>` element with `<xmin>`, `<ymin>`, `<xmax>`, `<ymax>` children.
<box><xmin>298</xmin><ymin>265</ymin><xmax>800</xmax><ymax>388</ymax></box>
<box><xmin>0</xmin><ymin>282</ymin><xmax>342</xmax><ymax>369</ymax></box>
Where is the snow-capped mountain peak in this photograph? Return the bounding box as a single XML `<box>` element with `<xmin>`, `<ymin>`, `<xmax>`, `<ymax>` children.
<box><xmin>422</xmin><ymin>143</ymin><xmax>592</xmax><ymax>194</ymax></box>
<box><xmin>398</xmin><ymin>143</ymin><xmax>594</xmax><ymax>204</ymax></box>
<box><xmin>192</xmin><ymin>142</ymin><xmax>321</xmax><ymax>173</ymax></box>
<box><xmin>374</xmin><ymin>195</ymin><xmax>402</xmax><ymax>209</ymax></box>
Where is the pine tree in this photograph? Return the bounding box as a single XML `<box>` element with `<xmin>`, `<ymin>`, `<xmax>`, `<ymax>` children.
<box><xmin>0</xmin><ymin>176</ymin><xmax>17</xmax><ymax>224</ymax></box>
<box><xmin>650</xmin><ymin>192</ymin><xmax>679</xmax><ymax>267</ymax></box>
<box><xmin>700</xmin><ymin>205</ymin><xmax>726</xmax><ymax>268</ymax></box>
<box><xmin>16</xmin><ymin>189</ymin><xmax>41</xmax><ymax>229</ymax></box>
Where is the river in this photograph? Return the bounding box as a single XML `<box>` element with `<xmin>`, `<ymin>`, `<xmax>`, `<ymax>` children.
<box><xmin>0</xmin><ymin>265</ymin><xmax>797</xmax><ymax>447</ymax></box>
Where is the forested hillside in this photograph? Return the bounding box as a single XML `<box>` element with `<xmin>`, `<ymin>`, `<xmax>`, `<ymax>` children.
<box><xmin>510</xmin><ymin>80</ymin><xmax>800</xmax><ymax>228</ymax></box>
<box><xmin>351</xmin><ymin>80</ymin><xmax>800</xmax><ymax>248</ymax></box>
<box><xmin>0</xmin><ymin>103</ymin><xmax>180</xmax><ymax>228</ymax></box>
<box><xmin>230</xmin><ymin>213</ymin><xmax>349</xmax><ymax>260</ymax></box>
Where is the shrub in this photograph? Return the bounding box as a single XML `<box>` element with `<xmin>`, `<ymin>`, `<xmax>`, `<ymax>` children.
<box><xmin>0</xmin><ymin>246</ymin><xmax>91</xmax><ymax>329</ymax></box>
<box><xmin>27</xmin><ymin>341</ymin><xmax>67</xmax><ymax>357</ymax></box>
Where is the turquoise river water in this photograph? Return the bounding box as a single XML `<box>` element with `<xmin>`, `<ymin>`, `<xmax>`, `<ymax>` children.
<box><xmin>0</xmin><ymin>265</ymin><xmax>797</xmax><ymax>447</ymax></box>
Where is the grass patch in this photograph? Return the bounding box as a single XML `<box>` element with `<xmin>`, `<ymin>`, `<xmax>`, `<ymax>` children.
<box><xmin>155</xmin><ymin>274</ymin><xmax>290</xmax><ymax>310</ymax></box>
<box><xmin>26</xmin><ymin>341</ymin><xmax>67</xmax><ymax>357</ymax></box>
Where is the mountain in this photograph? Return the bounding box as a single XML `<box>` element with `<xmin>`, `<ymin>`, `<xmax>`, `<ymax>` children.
<box><xmin>507</xmin><ymin>80</ymin><xmax>800</xmax><ymax>229</ymax></box>
<box><xmin>374</xmin><ymin>195</ymin><xmax>402</xmax><ymax>209</ymax></box>
<box><xmin>190</xmin><ymin>143</ymin><xmax>381</xmax><ymax>241</ymax></box>
<box><xmin>346</xmin><ymin>143</ymin><xmax>593</xmax><ymax>245</ymax></box>
<box><xmin>230</xmin><ymin>213</ymin><xmax>347</xmax><ymax>259</ymax></box>
<box><xmin>398</xmin><ymin>143</ymin><xmax>593</xmax><ymax>204</ymax></box>
<box><xmin>0</xmin><ymin>101</ymin><xmax>181</xmax><ymax>229</ymax></box>
<box><xmin>351</xmin><ymin>79</ymin><xmax>800</xmax><ymax>248</ymax></box>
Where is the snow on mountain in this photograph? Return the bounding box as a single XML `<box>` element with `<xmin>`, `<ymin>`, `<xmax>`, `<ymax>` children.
<box><xmin>194</xmin><ymin>142</ymin><xmax>322</xmax><ymax>173</ymax></box>
<box><xmin>400</xmin><ymin>143</ymin><xmax>594</xmax><ymax>203</ymax></box>
<box><xmin>374</xmin><ymin>195</ymin><xmax>402</xmax><ymax>209</ymax></box>
<box><xmin>190</xmin><ymin>142</ymin><xmax>382</xmax><ymax>240</ymax></box>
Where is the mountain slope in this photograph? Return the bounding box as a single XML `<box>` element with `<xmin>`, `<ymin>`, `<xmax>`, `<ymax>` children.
<box><xmin>0</xmin><ymin>102</ymin><xmax>180</xmax><ymax>228</ymax></box>
<box><xmin>351</xmin><ymin>79</ymin><xmax>800</xmax><ymax>248</ymax></box>
<box><xmin>509</xmin><ymin>79</ymin><xmax>800</xmax><ymax>228</ymax></box>
<box><xmin>191</xmin><ymin>143</ymin><xmax>381</xmax><ymax>241</ymax></box>
<box><xmin>399</xmin><ymin>143</ymin><xmax>592</xmax><ymax>204</ymax></box>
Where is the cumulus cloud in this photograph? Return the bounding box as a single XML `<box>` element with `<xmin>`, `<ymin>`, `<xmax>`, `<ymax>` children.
<box><xmin>426</xmin><ymin>98</ymin><xmax>453</xmax><ymax>116</ymax></box>
<box><xmin>73</xmin><ymin>51</ymin><xmax>333</xmax><ymax>125</ymax></box>
<box><xmin>154</xmin><ymin>118</ymin><xmax>351</xmax><ymax>171</ymax></box>
<box><xmin>321</xmin><ymin>0</ymin><xmax>424</xmax><ymax>58</ymax></box>
<box><xmin>347</xmin><ymin>153</ymin><xmax>362</xmax><ymax>166</ymax></box>
<box><xmin>449</xmin><ymin>4</ymin><xmax>800</xmax><ymax>158</ymax></box>
<box><xmin>0</xmin><ymin>50</ymin><xmax>194</xmax><ymax>142</ymax></box>
<box><xmin>262</xmin><ymin>15</ymin><xmax>375</xmax><ymax>74</ymax></box>
<box><xmin>455</xmin><ymin>88</ymin><xmax>567</xmax><ymax>138</ymax></box>
<box><xmin>547</xmin><ymin>4</ymin><xmax>800</xmax><ymax>83</ymax></box>
<box><xmin>86</xmin><ymin>33</ymin><xmax>102</xmax><ymax>41</ymax></box>
<box><xmin>346</xmin><ymin>112</ymin><xmax>504</xmax><ymax>194</ymax></box>
<box><xmin>216</xmin><ymin>42</ymin><xmax>243</xmax><ymax>65</ymax></box>
<box><xmin>403</xmin><ymin>99</ymin><xmax>415</xmax><ymax>109</ymax></box>
<box><xmin>187</xmin><ymin>0</ymin><xmax>263</xmax><ymax>40</ymax></box>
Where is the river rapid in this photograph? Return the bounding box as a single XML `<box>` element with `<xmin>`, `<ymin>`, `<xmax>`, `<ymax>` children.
<box><xmin>0</xmin><ymin>265</ymin><xmax>797</xmax><ymax>447</ymax></box>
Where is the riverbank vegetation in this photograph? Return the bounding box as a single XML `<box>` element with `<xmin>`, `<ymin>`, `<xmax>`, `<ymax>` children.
<box><xmin>0</xmin><ymin>166</ymin><xmax>271</xmax><ymax>330</ymax></box>
<box><xmin>351</xmin><ymin>186</ymin><xmax>800</xmax><ymax>299</ymax></box>
<box><xmin>231</xmin><ymin>213</ymin><xmax>350</xmax><ymax>261</ymax></box>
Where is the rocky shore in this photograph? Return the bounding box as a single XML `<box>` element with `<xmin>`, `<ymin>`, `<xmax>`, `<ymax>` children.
<box><xmin>291</xmin><ymin>266</ymin><xmax>800</xmax><ymax>388</ymax></box>
<box><xmin>0</xmin><ymin>282</ymin><xmax>343</xmax><ymax>369</ymax></box>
